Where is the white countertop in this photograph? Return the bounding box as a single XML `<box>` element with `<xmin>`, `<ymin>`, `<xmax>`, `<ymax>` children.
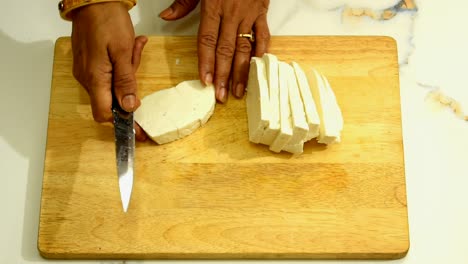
<box><xmin>1</xmin><ymin>0</ymin><xmax>467</xmax><ymax>263</ymax></box>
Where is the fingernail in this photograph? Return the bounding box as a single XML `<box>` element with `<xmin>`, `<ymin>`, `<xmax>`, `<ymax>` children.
<box><xmin>122</xmin><ymin>94</ymin><xmax>136</xmax><ymax>111</ymax></box>
<box><xmin>218</xmin><ymin>88</ymin><xmax>226</xmax><ymax>103</ymax></box>
<box><xmin>235</xmin><ymin>83</ymin><xmax>244</xmax><ymax>98</ymax></box>
<box><xmin>204</xmin><ymin>73</ymin><xmax>213</xmax><ymax>85</ymax></box>
<box><xmin>159</xmin><ymin>7</ymin><xmax>173</xmax><ymax>18</ymax></box>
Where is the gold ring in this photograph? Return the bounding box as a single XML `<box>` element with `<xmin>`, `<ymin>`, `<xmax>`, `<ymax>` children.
<box><xmin>238</xmin><ymin>31</ymin><xmax>255</xmax><ymax>43</ymax></box>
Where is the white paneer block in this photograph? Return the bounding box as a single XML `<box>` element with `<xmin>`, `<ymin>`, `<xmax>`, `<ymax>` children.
<box><xmin>173</xmin><ymin>80</ymin><xmax>215</xmax><ymax>137</ymax></box>
<box><xmin>135</xmin><ymin>80</ymin><xmax>215</xmax><ymax>144</ymax></box>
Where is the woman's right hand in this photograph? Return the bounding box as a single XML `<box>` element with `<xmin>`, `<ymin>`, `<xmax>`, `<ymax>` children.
<box><xmin>71</xmin><ymin>2</ymin><xmax>148</xmax><ymax>141</ymax></box>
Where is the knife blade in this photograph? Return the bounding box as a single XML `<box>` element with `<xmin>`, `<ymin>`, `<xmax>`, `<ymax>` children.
<box><xmin>112</xmin><ymin>98</ymin><xmax>135</xmax><ymax>213</ymax></box>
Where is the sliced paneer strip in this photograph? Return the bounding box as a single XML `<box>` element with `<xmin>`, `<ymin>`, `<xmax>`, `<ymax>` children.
<box><xmin>259</xmin><ymin>54</ymin><xmax>281</xmax><ymax>145</ymax></box>
<box><xmin>291</xmin><ymin>62</ymin><xmax>320</xmax><ymax>141</ymax></box>
<box><xmin>322</xmin><ymin>73</ymin><xmax>343</xmax><ymax>134</ymax></box>
<box><xmin>307</xmin><ymin>68</ymin><xmax>343</xmax><ymax>144</ymax></box>
<box><xmin>282</xmin><ymin>63</ymin><xmax>309</xmax><ymax>154</ymax></box>
<box><xmin>283</xmin><ymin>142</ymin><xmax>305</xmax><ymax>155</ymax></box>
<box><xmin>269</xmin><ymin>62</ymin><xmax>293</xmax><ymax>153</ymax></box>
<box><xmin>134</xmin><ymin>80</ymin><xmax>216</xmax><ymax>145</ymax></box>
<box><xmin>246</xmin><ymin>57</ymin><xmax>271</xmax><ymax>144</ymax></box>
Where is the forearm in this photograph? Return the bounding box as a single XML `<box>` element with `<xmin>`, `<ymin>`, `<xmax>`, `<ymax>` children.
<box><xmin>58</xmin><ymin>0</ymin><xmax>137</xmax><ymax>20</ymax></box>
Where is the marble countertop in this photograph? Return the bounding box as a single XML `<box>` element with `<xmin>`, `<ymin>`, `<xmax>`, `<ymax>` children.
<box><xmin>1</xmin><ymin>0</ymin><xmax>467</xmax><ymax>263</ymax></box>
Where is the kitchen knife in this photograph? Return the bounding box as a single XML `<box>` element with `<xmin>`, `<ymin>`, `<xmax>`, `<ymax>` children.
<box><xmin>112</xmin><ymin>98</ymin><xmax>135</xmax><ymax>213</ymax></box>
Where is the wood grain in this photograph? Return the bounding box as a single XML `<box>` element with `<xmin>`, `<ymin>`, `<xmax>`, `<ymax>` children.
<box><xmin>38</xmin><ymin>36</ymin><xmax>409</xmax><ymax>259</ymax></box>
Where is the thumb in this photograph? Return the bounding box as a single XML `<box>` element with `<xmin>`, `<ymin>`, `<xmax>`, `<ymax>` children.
<box><xmin>112</xmin><ymin>53</ymin><xmax>140</xmax><ymax>112</ymax></box>
<box><xmin>159</xmin><ymin>0</ymin><xmax>200</xmax><ymax>21</ymax></box>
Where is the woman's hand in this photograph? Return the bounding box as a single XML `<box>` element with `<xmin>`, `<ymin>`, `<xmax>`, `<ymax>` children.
<box><xmin>160</xmin><ymin>0</ymin><xmax>271</xmax><ymax>102</ymax></box>
<box><xmin>71</xmin><ymin>2</ymin><xmax>148</xmax><ymax>141</ymax></box>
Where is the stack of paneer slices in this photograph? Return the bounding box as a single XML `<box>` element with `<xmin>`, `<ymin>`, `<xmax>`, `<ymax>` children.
<box><xmin>246</xmin><ymin>54</ymin><xmax>343</xmax><ymax>154</ymax></box>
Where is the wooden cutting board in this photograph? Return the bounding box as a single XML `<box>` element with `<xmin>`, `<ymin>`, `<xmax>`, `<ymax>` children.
<box><xmin>38</xmin><ymin>36</ymin><xmax>409</xmax><ymax>260</ymax></box>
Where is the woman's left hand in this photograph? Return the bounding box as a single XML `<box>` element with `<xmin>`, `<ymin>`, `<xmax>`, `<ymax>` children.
<box><xmin>160</xmin><ymin>0</ymin><xmax>271</xmax><ymax>102</ymax></box>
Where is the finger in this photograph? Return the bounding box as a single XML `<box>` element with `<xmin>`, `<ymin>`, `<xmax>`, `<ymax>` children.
<box><xmin>110</xmin><ymin>49</ymin><xmax>140</xmax><ymax>112</ymax></box>
<box><xmin>134</xmin><ymin>123</ymin><xmax>147</xmax><ymax>142</ymax></box>
<box><xmin>132</xmin><ymin>35</ymin><xmax>148</xmax><ymax>72</ymax></box>
<box><xmin>253</xmin><ymin>14</ymin><xmax>271</xmax><ymax>57</ymax></box>
<box><xmin>159</xmin><ymin>0</ymin><xmax>200</xmax><ymax>21</ymax></box>
<box><xmin>87</xmin><ymin>70</ymin><xmax>113</xmax><ymax>122</ymax></box>
<box><xmin>197</xmin><ymin>2</ymin><xmax>221</xmax><ymax>87</ymax></box>
<box><xmin>232</xmin><ymin>19</ymin><xmax>255</xmax><ymax>99</ymax></box>
<box><xmin>214</xmin><ymin>19</ymin><xmax>238</xmax><ymax>103</ymax></box>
